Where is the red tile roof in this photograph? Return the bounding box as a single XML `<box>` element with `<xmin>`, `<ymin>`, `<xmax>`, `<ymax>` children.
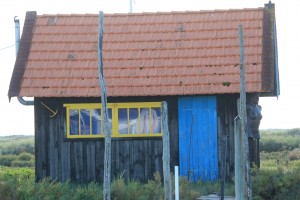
<box><xmin>8</xmin><ymin>4</ymin><xmax>277</xmax><ymax>98</ymax></box>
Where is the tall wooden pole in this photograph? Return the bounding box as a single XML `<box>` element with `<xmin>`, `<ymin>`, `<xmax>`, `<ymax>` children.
<box><xmin>234</xmin><ymin>115</ymin><xmax>242</xmax><ymax>199</ymax></box>
<box><xmin>98</xmin><ymin>11</ymin><xmax>111</xmax><ymax>200</ymax></box>
<box><xmin>162</xmin><ymin>101</ymin><xmax>172</xmax><ymax>200</ymax></box>
<box><xmin>235</xmin><ymin>25</ymin><xmax>252</xmax><ymax>200</ymax></box>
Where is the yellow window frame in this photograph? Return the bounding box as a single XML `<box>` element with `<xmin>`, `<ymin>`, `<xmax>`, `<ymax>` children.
<box><xmin>64</xmin><ymin>103</ymin><xmax>113</xmax><ymax>139</ymax></box>
<box><xmin>64</xmin><ymin>102</ymin><xmax>162</xmax><ymax>139</ymax></box>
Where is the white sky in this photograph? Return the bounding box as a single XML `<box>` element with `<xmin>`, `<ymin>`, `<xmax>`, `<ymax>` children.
<box><xmin>0</xmin><ymin>0</ymin><xmax>299</xmax><ymax>136</ymax></box>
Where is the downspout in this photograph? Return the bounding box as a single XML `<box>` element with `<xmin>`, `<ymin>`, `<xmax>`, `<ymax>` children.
<box><xmin>14</xmin><ymin>16</ymin><xmax>20</xmax><ymax>56</ymax></box>
<box><xmin>15</xmin><ymin>16</ymin><xmax>34</xmax><ymax>106</ymax></box>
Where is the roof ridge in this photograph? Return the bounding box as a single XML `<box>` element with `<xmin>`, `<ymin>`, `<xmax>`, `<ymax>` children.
<box><xmin>38</xmin><ymin>7</ymin><xmax>264</xmax><ymax>17</ymax></box>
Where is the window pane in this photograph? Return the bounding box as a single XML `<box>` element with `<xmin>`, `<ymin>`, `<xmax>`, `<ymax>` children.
<box><xmin>108</xmin><ymin>109</ymin><xmax>112</xmax><ymax>133</ymax></box>
<box><xmin>140</xmin><ymin>108</ymin><xmax>150</xmax><ymax>134</ymax></box>
<box><xmin>152</xmin><ymin>108</ymin><xmax>161</xmax><ymax>133</ymax></box>
<box><xmin>91</xmin><ymin>109</ymin><xmax>101</xmax><ymax>134</ymax></box>
<box><xmin>129</xmin><ymin>108</ymin><xmax>138</xmax><ymax>134</ymax></box>
<box><xmin>70</xmin><ymin>109</ymin><xmax>79</xmax><ymax>135</ymax></box>
<box><xmin>118</xmin><ymin>108</ymin><xmax>128</xmax><ymax>134</ymax></box>
<box><xmin>80</xmin><ymin>109</ymin><xmax>90</xmax><ymax>135</ymax></box>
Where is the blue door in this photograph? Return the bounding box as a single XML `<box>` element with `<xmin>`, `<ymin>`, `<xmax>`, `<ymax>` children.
<box><xmin>178</xmin><ymin>96</ymin><xmax>218</xmax><ymax>181</ymax></box>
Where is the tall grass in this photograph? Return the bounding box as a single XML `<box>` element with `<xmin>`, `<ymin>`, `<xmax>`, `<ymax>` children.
<box><xmin>0</xmin><ymin>168</ymin><xmax>203</xmax><ymax>200</ymax></box>
<box><xmin>0</xmin><ymin>153</ymin><xmax>34</xmax><ymax>167</ymax></box>
<box><xmin>260</xmin><ymin>129</ymin><xmax>300</xmax><ymax>152</ymax></box>
<box><xmin>0</xmin><ymin>135</ymin><xmax>34</xmax><ymax>155</ymax></box>
<box><xmin>252</xmin><ymin>166</ymin><xmax>300</xmax><ymax>200</ymax></box>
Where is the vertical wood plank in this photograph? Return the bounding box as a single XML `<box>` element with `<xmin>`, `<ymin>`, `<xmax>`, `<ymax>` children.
<box><xmin>74</xmin><ymin>142</ymin><xmax>83</xmax><ymax>182</ymax></box>
<box><xmin>88</xmin><ymin>141</ymin><xmax>96</xmax><ymax>181</ymax></box>
<box><xmin>82</xmin><ymin>142</ymin><xmax>87</xmax><ymax>182</ymax></box>
<box><xmin>49</xmin><ymin>113</ymin><xmax>57</xmax><ymax>180</ymax></box>
<box><xmin>95</xmin><ymin>140</ymin><xmax>104</xmax><ymax>182</ymax></box>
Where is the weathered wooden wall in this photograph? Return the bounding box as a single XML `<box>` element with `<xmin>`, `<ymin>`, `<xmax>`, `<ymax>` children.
<box><xmin>34</xmin><ymin>96</ymin><xmax>178</xmax><ymax>183</ymax></box>
<box><xmin>35</xmin><ymin>94</ymin><xmax>245</xmax><ymax>183</ymax></box>
<box><xmin>217</xmin><ymin>94</ymin><xmax>239</xmax><ymax>179</ymax></box>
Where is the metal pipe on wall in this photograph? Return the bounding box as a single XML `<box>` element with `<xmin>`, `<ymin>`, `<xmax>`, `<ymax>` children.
<box><xmin>14</xmin><ymin>16</ymin><xmax>20</xmax><ymax>56</ymax></box>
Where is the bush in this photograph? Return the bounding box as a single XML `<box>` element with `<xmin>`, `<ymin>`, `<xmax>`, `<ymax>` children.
<box><xmin>252</xmin><ymin>166</ymin><xmax>300</xmax><ymax>200</ymax></box>
<box><xmin>0</xmin><ymin>153</ymin><xmax>34</xmax><ymax>168</ymax></box>
<box><xmin>0</xmin><ymin>167</ymin><xmax>34</xmax><ymax>200</ymax></box>
<box><xmin>73</xmin><ymin>182</ymin><xmax>102</xmax><ymax>200</ymax></box>
<box><xmin>0</xmin><ymin>155</ymin><xmax>17</xmax><ymax>167</ymax></box>
<box><xmin>0</xmin><ymin>135</ymin><xmax>34</xmax><ymax>155</ymax></box>
<box><xmin>177</xmin><ymin>176</ymin><xmax>200</xmax><ymax>200</ymax></box>
<box><xmin>144</xmin><ymin>172</ymin><xmax>164</xmax><ymax>200</ymax></box>
<box><xmin>18</xmin><ymin>152</ymin><xmax>33</xmax><ymax>161</ymax></box>
<box><xmin>260</xmin><ymin>130</ymin><xmax>300</xmax><ymax>153</ymax></box>
<box><xmin>0</xmin><ymin>177</ymin><xmax>18</xmax><ymax>200</ymax></box>
<box><xmin>111</xmin><ymin>175</ymin><xmax>128</xmax><ymax>199</ymax></box>
<box><xmin>288</xmin><ymin>149</ymin><xmax>300</xmax><ymax>161</ymax></box>
<box><xmin>11</xmin><ymin>160</ymin><xmax>34</xmax><ymax>168</ymax></box>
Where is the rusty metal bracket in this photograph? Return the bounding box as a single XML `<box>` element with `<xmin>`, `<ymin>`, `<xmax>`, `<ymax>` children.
<box><xmin>41</xmin><ymin>101</ymin><xmax>58</xmax><ymax>117</ymax></box>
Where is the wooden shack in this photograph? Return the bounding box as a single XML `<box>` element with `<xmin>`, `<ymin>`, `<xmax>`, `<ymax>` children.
<box><xmin>8</xmin><ymin>3</ymin><xmax>279</xmax><ymax>183</ymax></box>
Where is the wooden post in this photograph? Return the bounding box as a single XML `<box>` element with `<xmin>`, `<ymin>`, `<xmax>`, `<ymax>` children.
<box><xmin>235</xmin><ymin>25</ymin><xmax>252</xmax><ymax>200</ymax></box>
<box><xmin>234</xmin><ymin>115</ymin><xmax>243</xmax><ymax>199</ymax></box>
<box><xmin>97</xmin><ymin>11</ymin><xmax>111</xmax><ymax>200</ymax></box>
<box><xmin>162</xmin><ymin>101</ymin><xmax>172</xmax><ymax>200</ymax></box>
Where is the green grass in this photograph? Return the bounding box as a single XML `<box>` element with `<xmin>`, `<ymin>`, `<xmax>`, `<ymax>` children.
<box><xmin>260</xmin><ymin>129</ymin><xmax>300</xmax><ymax>152</ymax></box>
<box><xmin>0</xmin><ymin>130</ymin><xmax>299</xmax><ymax>199</ymax></box>
<box><xmin>252</xmin><ymin>166</ymin><xmax>300</xmax><ymax>200</ymax></box>
<box><xmin>0</xmin><ymin>153</ymin><xmax>35</xmax><ymax>167</ymax></box>
<box><xmin>255</xmin><ymin>130</ymin><xmax>300</xmax><ymax>199</ymax></box>
<box><xmin>0</xmin><ymin>167</ymin><xmax>236</xmax><ymax>200</ymax></box>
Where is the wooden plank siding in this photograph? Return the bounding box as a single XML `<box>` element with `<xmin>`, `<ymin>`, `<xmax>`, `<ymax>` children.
<box><xmin>216</xmin><ymin>94</ymin><xmax>239</xmax><ymax>179</ymax></box>
<box><xmin>34</xmin><ymin>94</ymin><xmax>239</xmax><ymax>183</ymax></box>
<box><xmin>34</xmin><ymin>96</ymin><xmax>178</xmax><ymax>183</ymax></box>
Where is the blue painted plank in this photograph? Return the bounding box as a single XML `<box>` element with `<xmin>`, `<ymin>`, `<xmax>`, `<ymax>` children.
<box><xmin>178</xmin><ymin>96</ymin><xmax>218</xmax><ymax>181</ymax></box>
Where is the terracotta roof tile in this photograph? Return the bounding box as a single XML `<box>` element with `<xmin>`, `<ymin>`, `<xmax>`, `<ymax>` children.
<box><xmin>9</xmin><ymin>6</ymin><xmax>278</xmax><ymax>98</ymax></box>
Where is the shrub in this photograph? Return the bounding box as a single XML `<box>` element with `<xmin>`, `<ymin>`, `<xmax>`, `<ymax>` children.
<box><xmin>32</xmin><ymin>178</ymin><xmax>72</xmax><ymax>200</ymax></box>
<box><xmin>111</xmin><ymin>175</ymin><xmax>127</xmax><ymax>199</ymax></box>
<box><xmin>177</xmin><ymin>176</ymin><xmax>200</xmax><ymax>200</ymax></box>
<box><xmin>252</xmin><ymin>166</ymin><xmax>300</xmax><ymax>200</ymax></box>
<box><xmin>144</xmin><ymin>172</ymin><xmax>164</xmax><ymax>200</ymax></box>
<box><xmin>0</xmin><ymin>135</ymin><xmax>34</xmax><ymax>155</ymax></box>
<box><xmin>288</xmin><ymin>149</ymin><xmax>300</xmax><ymax>161</ymax></box>
<box><xmin>73</xmin><ymin>182</ymin><xmax>102</xmax><ymax>200</ymax></box>
<box><xmin>18</xmin><ymin>152</ymin><xmax>33</xmax><ymax>161</ymax></box>
<box><xmin>11</xmin><ymin>160</ymin><xmax>34</xmax><ymax>168</ymax></box>
<box><xmin>0</xmin><ymin>167</ymin><xmax>34</xmax><ymax>200</ymax></box>
<box><xmin>125</xmin><ymin>179</ymin><xmax>146</xmax><ymax>200</ymax></box>
<box><xmin>0</xmin><ymin>155</ymin><xmax>17</xmax><ymax>167</ymax></box>
<box><xmin>0</xmin><ymin>177</ymin><xmax>18</xmax><ymax>200</ymax></box>
<box><xmin>260</xmin><ymin>130</ymin><xmax>300</xmax><ymax>153</ymax></box>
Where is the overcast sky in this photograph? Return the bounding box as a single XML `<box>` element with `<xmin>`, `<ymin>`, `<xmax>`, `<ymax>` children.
<box><xmin>0</xmin><ymin>0</ymin><xmax>299</xmax><ymax>136</ymax></box>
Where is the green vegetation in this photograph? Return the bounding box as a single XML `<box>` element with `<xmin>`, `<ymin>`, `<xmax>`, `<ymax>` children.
<box><xmin>0</xmin><ymin>135</ymin><xmax>34</xmax><ymax>155</ymax></box>
<box><xmin>0</xmin><ymin>136</ymin><xmax>35</xmax><ymax>168</ymax></box>
<box><xmin>0</xmin><ymin>130</ymin><xmax>299</xmax><ymax>199</ymax></box>
<box><xmin>252</xmin><ymin>129</ymin><xmax>300</xmax><ymax>200</ymax></box>
<box><xmin>252</xmin><ymin>167</ymin><xmax>300</xmax><ymax>200</ymax></box>
<box><xmin>0</xmin><ymin>168</ymin><xmax>205</xmax><ymax>200</ymax></box>
<box><xmin>260</xmin><ymin>128</ymin><xmax>300</xmax><ymax>152</ymax></box>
